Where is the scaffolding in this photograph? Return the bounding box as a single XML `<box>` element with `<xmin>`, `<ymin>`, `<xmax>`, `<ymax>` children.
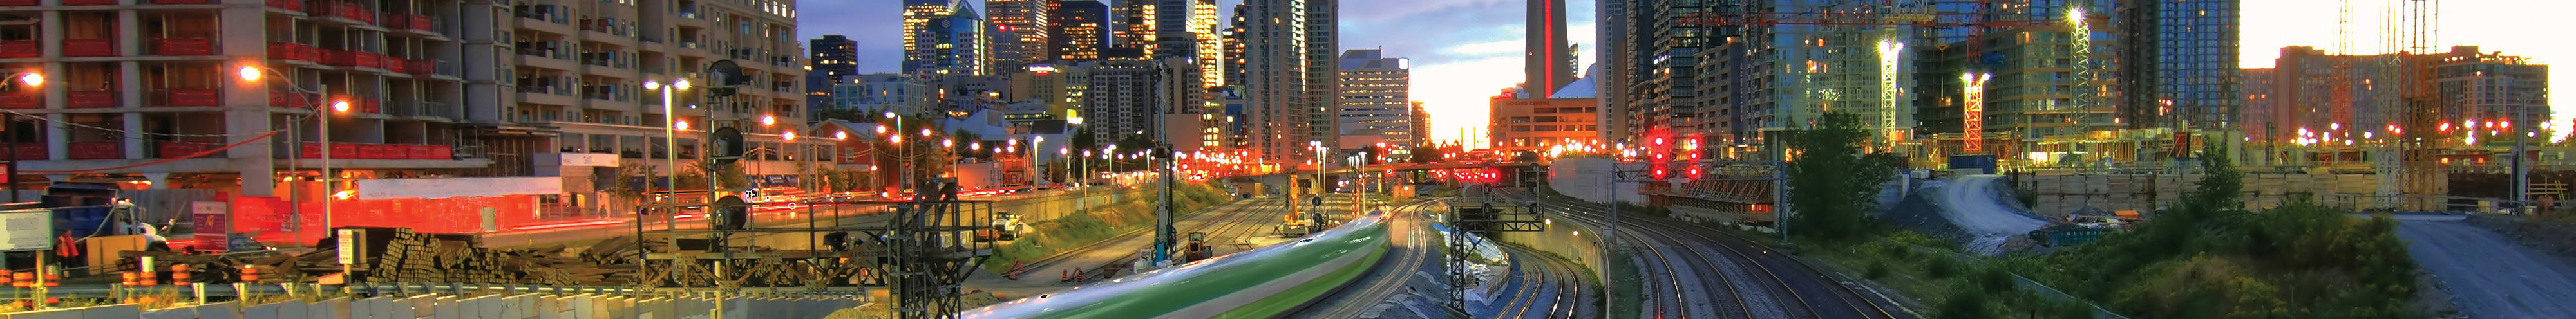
<box><xmin>634</xmin><ymin>177</ymin><xmax>994</xmax><ymax>319</ymax></box>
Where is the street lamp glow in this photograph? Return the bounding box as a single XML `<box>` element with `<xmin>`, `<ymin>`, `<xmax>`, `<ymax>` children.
<box><xmin>876</xmin><ymin>125</ymin><xmax>889</xmax><ymax>134</ymax></box>
<box><xmin>834</xmin><ymin>131</ymin><xmax>848</xmax><ymax>140</ymax></box>
<box><xmin>782</xmin><ymin>131</ymin><xmax>797</xmax><ymax>140</ymax></box>
<box><xmin>329</xmin><ymin>100</ymin><xmax>350</xmax><ymax>113</ymax></box>
<box><xmin>236</xmin><ymin>66</ymin><xmax>261</xmax><ymax>82</ymax></box>
<box><xmin>884</xmin><ymin>111</ymin><xmax>896</xmax><ymax>119</ymax></box>
<box><xmin>942</xmin><ymin>139</ymin><xmax>954</xmax><ymax>148</ymax></box>
<box><xmin>760</xmin><ymin>114</ymin><xmax>777</xmax><ymax>126</ymax></box>
<box><xmin>675</xmin><ymin>120</ymin><xmax>690</xmax><ymax>131</ymax></box>
<box><xmin>643</xmin><ymin>80</ymin><xmax>661</xmax><ymax>90</ymax></box>
<box><xmin>920</xmin><ymin>129</ymin><xmax>933</xmax><ymax>137</ymax></box>
<box><xmin>672</xmin><ymin>79</ymin><xmax>690</xmax><ymax>90</ymax></box>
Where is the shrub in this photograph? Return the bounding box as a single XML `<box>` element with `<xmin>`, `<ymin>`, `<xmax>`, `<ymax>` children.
<box><xmin>1864</xmin><ymin>261</ymin><xmax>1891</xmax><ymax>279</ymax></box>
<box><xmin>1979</xmin><ymin>266</ymin><xmax>2015</xmax><ymax>293</ymax></box>
<box><xmin>1927</xmin><ymin>257</ymin><xmax>1958</xmax><ymax>278</ymax></box>
<box><xmin>1938</xmin><ymin>285</ymin><xmax>1989</xmax><ymax>319</ymax></box>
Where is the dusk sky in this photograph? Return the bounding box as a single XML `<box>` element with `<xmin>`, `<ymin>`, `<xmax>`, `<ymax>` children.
<box><xmin>800</xmin><ymin>0</ymin><xmax>2566</xmax><ymax>143</ymax></box>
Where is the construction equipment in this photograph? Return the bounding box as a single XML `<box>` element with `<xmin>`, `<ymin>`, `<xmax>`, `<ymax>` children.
<box><xmin>1180</xmin><ymin>232</ymin><xmax>1210</xmax><ymax>263</ymax></box>
<box><xmin>976</xmin><ymin>212</ymin><xmax>1022</xmax><ymax>242</ymax></box>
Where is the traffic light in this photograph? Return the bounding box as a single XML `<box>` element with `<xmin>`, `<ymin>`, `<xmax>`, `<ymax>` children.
<box><xmin>711</xmin><ymin>127</ymin><xmax>745</xmax><ymax>165</ymax></box>
<box><xmin>713</xmin><ymin>196</ymin><xmax>749</xmax><ymax>230</ymax></box>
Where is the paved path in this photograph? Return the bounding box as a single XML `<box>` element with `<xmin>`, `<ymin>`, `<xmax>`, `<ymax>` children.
<box><xmin>1933</xmin><ymin>175</ymin><xmax>2048</xmax><ymax>254</ymax></box>
<box><xmin>2392</xmin><ymin>215</ymin><xmax>2576</xmax><ymax>318</ymax></box>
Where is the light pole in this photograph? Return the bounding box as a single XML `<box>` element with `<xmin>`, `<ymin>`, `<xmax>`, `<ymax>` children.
<box><xmin>643</xmin><ymin>78</ymin><xmax>690</xmax><ymax>219</ymax></box>
<box><xmin>1</xmin><ymin>72</ymin><xmax>40</xmax><ymax>203</ymax></box>
<box><xmin>242</xmin><ymin>66</ymin><xmax>344</xmax><ymax>234</ymax></box>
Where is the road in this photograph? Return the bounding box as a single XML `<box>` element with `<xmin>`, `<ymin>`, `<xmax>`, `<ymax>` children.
<box><xmin>1289</xmin><ymin>198</ymin><xmax>1450</xmax><ymax>319</ymax></box>
<box><xmin>1542</xmin><ymin>196</ymin><xmax>1909</xmax><ymax>319</ymax></box>
<box><xmin>2391</xmin><ymin>215</ymin><xmax>2576</xmax><ymax>318</ymax></box>
<box><xmin>1933</xmin><ymin>175</ymin><xmax>2048</xmax><ymax>254</ymax></box>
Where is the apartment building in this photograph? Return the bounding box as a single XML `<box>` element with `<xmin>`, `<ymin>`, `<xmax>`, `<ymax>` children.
<box><xmin>0</xmin><ymin>0</ymin><xmax>826</xmax><ymax>235</ymax></box>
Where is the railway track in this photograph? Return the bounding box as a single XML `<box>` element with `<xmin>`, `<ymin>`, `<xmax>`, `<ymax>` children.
<box><xmin>1540</xmin><ymin>200</ymin><xmax>1752</xmax><ymax>319</ymax></box>
<box><xmin>1498</xmin><ymin>242</ymin><xmax>1595</xmax><ymax>318</ymax></box>
<box><xmin>1298</xmin><ymin>197</ymin><xmax>1450</xmax><ymax>318</ymax></box>
<box><xmin>1541</xmin><ymin>197</ymin><xmax>1906</xmax><ymax>319</ymax></box>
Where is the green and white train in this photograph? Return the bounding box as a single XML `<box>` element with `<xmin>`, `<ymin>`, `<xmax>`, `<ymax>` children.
<box><xmin>960</xmin><ymin>211</ymin><xmax>1392</xmax><ymax>318</ymax></box>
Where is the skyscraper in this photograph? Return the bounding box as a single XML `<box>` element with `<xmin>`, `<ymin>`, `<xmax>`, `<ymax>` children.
<box><xmin>988</xmin><ymin>0</ymin><xmax>1053</xmax><ymax>73</ymax></box>
<box><xmin>1241</xmin><ymin>0</ymin><xmax>1332</xmax><ymax>163</ymax></box>
<box><xmin>1526</xmin><ymin>0</ymin><xmax>1575</xmax><ymax>98</ymax></box>
<box><xmin>1053</xmin><ymin>0</ymin><xmax>1111</xmax><ymax>62</ymax></box>
<box><xmin>1303</xmin><ymin>0</ymin><xmax>1340</xmax><ymax>150</ymax></box>
<box><xmin>909</xmin><ymin>5</ymin><xmax>989</xmax><ymax>77</ymax></box>
<box><xmin>2119</xmin><ymin>0</ymin><xmax>2241</xmax><ymax>130</ymax></box>
<box><xmin>810</xmin><ymin>35</ymin><xmax>858</xmax><ymax>82</ymax></box>
<box><xmin>1594</xmin><ymin>0</ymin><xmax>1633</xmax><ymax>142</ymax></box>
<box><xmin>1112</xmin><ymin>0</ymin><xmax>1155</xmax><ymax>53</ymax></box>
<box><xmin>1339</xmin><ymin>50</ymin><xmax>1416</xmax><ymax>149</ymax></box>
<box><xmin>1620</xmin><ymin>0</ymin><xmax>1705</xmax><ymax>142</ymax></box>
<box><xmin>902</xmin><ymin>0</ymin><xmax>957</xmax><ymax>65</ymax></box>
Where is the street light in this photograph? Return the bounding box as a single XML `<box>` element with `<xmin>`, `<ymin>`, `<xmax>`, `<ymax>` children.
<box><xmin>644</xmin><ymin>78</ymin><xmax>692</xmax><ymax>224</ymax></box>
<box><xmin>240</xmin><ymin>65</ymin><xmax>348</xmax><ymax>235</ymax></box>
<box><xmin>760</xmin><ymin>114</ymin><xmax>777</xmax><ymax>126</ymax></box>
<box><xmin>0</xmin><ymin>72</ymin><xmax>39</xmax><ymax>203</ymax></box>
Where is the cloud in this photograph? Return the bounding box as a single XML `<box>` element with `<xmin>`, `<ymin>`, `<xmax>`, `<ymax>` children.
<box><xmin>1444</xmin><ymin>40</ymin><xmax>1522</xmax><ymax>55</ymax></box>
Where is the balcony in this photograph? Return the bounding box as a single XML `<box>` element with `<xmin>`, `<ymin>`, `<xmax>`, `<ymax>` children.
<box><xmin>63</xmin><ymin>0</ymin><xmax>117</xmax><ymax>5</ymax></box>
<box><xmin>405</xmin><ymin>59</ymin><xmax>438</xmax><ymax>75</ymax></box>
<box><xmin>151</xmin><ymin>0</ymin><xmax>216</xmax><ymax>4</ymax></box>
<box><xmin>0</xmin><ymin>41</ymin><xmax>36</xmax><ymax>58</ymax></box>
<box><xmin>302</xmin><ymin>143</ymin><xmax>449</xmax><ymax>160</ymax></box>
<box><xmin>151</xmin><ymin>38</ymin><xmax>216</xmax><ymax>56</ymax></box>
<box><xmin>1</xmin><ymin>94</ymin><xmax>36</xmax><ymax>109</ymax></box>
<box><xmin>158</xmin><ymin>89</ymin><xmax>219</xmax><ymax>107</ymax></box>
<box><xmin>68</xmin><ymin>141</ymin><xmax>121</xmax><ymax>160</ymax></box>
<box><xmin>8</xmin><ymin>144</ymin><xmax>41</xmax><ymax>160</ymax></box>
<box><xmin>63</xmin><ymin>39</ymin><xmax>116</xmax><ymax>57</ymax></box>
<box><xmin>383</xmin><ymin>14</ymin><xmax>435</xmax><ymax>33</ymax></box>
<box><xmin>322</xmin><ymin>3</ymin><xmax>376</xmax><ymax>24</ymax></box>
<box><xmin>268</xmin><ymin>90</ymin><xmax>314</xmax><ymax>109</ymax></box>
<box><xmin>155</xmin><ymin>141</ymin><xmax>221</xmax><ymax>158</ymax></box>
<box><xmin>269</xmin><ymin>42</ymin><xmax>318</xmax><ymax>62</ymax></box>
<box><xmin>381</xmin><ymin>57</ymin><xmax>409</xmax><ymax>73</ymax></box>
<box><xmin>68</xmin><ymin>91</ymin><xmax>116</xmax><ymax>108</ymax></box>
<box><xmin>0</xmin><ymin>0</ymin><xmax>34</xmax><ymax>6</ymax></box>
<box><xmin>265</xmin><ymin>0</ymin><xmax>301</xmax><ymax>11</ymax></box>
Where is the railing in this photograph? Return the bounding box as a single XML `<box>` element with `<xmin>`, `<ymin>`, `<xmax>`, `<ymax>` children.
<box><xmin>268</xmin><ymin>90</ymin><xmax>315</xmax><ymax>109</ymax></box>
<box><xmin>68</xmin><ymin>90</ymin><xmax>116</xmax><ymax>108</ymax></box>
<box><xmin>298</xmin><ymin>143</ymin><xmax>451</xmax><ymax>160</ymax></box>
<box><xmin>0</xmin><ymin>40</ymin><xmax>36</xmax><ymax>58</ymax></box>
<box><xmin>0</xmin><ymin>0</ymin><xmax>36</xmax><ymax>6</ymax></box>
<box><xmin>269</xmin><ymin>42</ymin><xmax>317</xmax><ymax>62</ymax></box>
<box><xmin>264</xmin><ymin>0</ymin><xmax>300</xmax><ymax>10</ymax></box>
<box><xmin>158</xmin><ymin>89</ymin><xmax>220</xmax><ymax>107</ymax></box>
<box><xmin>0</xmin><ymin>93</ymin><xmax>37</xmax><ymax>109</ymax></box>
<box><xmin>417</xmin><ymin>101</ymin><xmax>455</xmax><ymax>118</ymax></box>
<box><xmin>62</xmin><ymin>0</ymin><xmax>117</xmax><ymax>5</ymax></box>
<box><xmin>155</xmin><ymin>140</ymin><xmax>222</xmax><ymax>158</ymax></box>
<box><xmin>9</xmin><ymin>143</ymin><xmax>42</xmax><ymax>160</ymax></box>
<box><xmin>63</xmin><ymin>39</ymin><xmax>116</xmax><ymax>57</ymax></box>
<box><xmin>323</xmin><ymin>3</ymin><xmax>376</xmax><ymax>24</ymax></box>
<box><xmin>151</xmin><ymin>37</ymin><xmax>216</xmax><ymax>56</ymax></box>
<box><xmin>151</xmin><ymin>0</ymin><xmax>217</xmax><ymax>4</ymax></box>
<box><xmin>68</xmin><ymin>141</ymin><xmax>121</xmax><ymax>160</ymax></box>
<box><xmin>406</xmin><ymin>59</ymin><xmax>439</xmax><ymax>75</ymax></box>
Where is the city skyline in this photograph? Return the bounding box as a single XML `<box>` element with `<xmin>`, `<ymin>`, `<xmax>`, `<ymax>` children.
<box><xmin>802</xmin><ymin>0</ymin><xmax>2564</xmax><ymax>144</ymax></box>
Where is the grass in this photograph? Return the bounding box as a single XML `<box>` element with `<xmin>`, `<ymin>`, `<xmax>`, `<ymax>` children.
<box><xmin>1798</xmin><ymin>232</ymin><xmax>2099</xmax><ymax>319</ymax></box>
<box><xmin>1605</xmin><ymin>246</ymin><xmax>1640</xmax><ymax>319</ymax></box>
<box><xmin>978</xmin><ymin>183</ymin><xmax>1230</xmax><ymax>273</ymax></box>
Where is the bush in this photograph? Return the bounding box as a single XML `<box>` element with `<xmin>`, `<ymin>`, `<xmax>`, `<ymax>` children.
<box><xmin>1938</xmin><ymin>285</ymin><xmax>1990</xmax><ymax>319</ymax></box>
<box><xmin>1979</xmin><ymin>266</ymin><xmax>2015</xmax><ymax>293</ymax></box>
<box><xmin>1864</xmin><ymin>261</ymin><xmax>1891</xmax><ymax>279</ymax></box>
<box><xmin>1927</xmin><ymin>257</ymin><xmax>1959</xmax><ymax>278</ymax></box>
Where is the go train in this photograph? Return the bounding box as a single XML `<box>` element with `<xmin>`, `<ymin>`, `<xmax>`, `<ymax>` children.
<box><xmin>960</xmin><ymin>210</ymin><xmax>1392</xmax><ymax>318</ymax></box>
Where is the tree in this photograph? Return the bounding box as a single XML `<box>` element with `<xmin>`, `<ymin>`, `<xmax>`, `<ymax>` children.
<box><xmin>1785</xmin><ymin>112</ymin><xmax>1892</xmax><ymax>242</ymax></box>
